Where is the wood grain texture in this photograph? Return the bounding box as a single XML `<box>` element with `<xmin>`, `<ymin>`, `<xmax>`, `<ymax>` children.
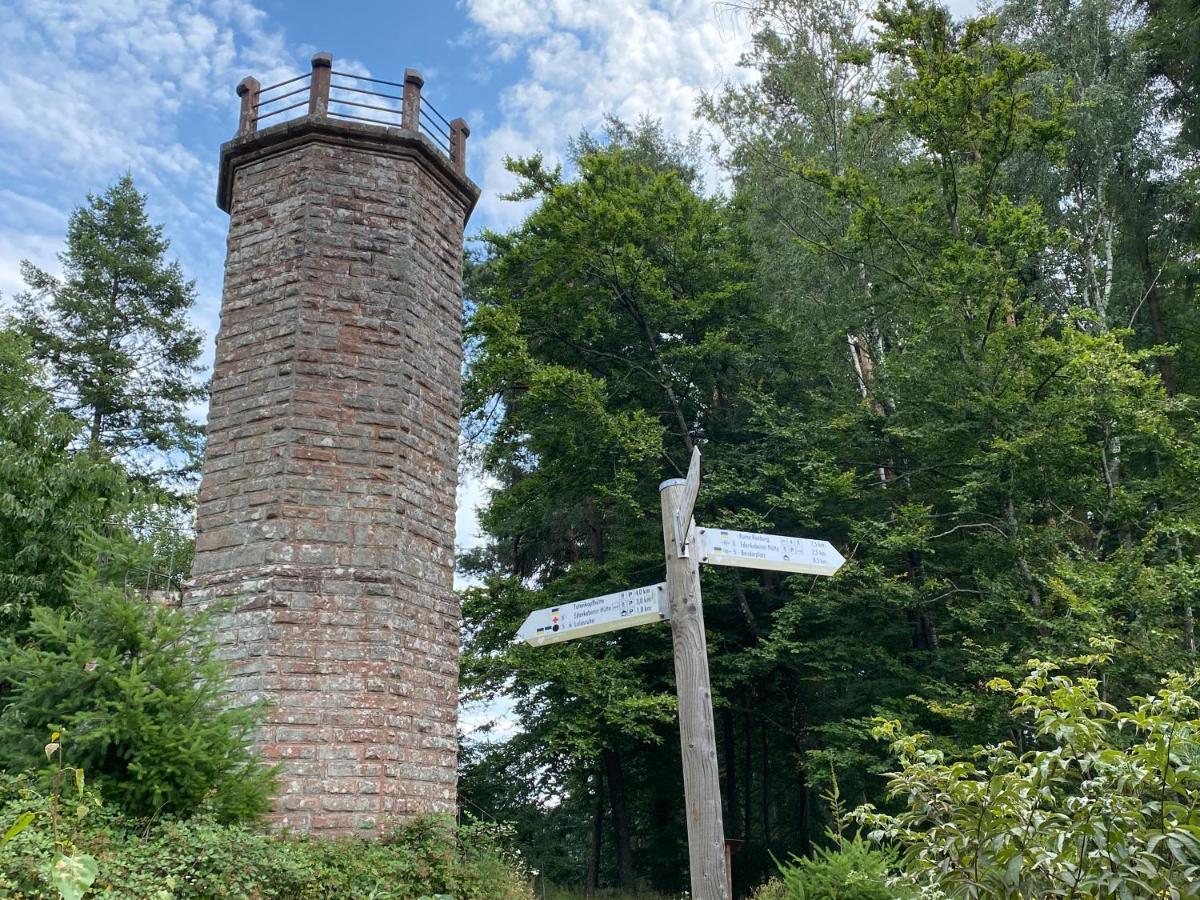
<box><xmin>660</xmin><ymin>480</ymin><xmax>729</xmax><ymax>900</ymax></box>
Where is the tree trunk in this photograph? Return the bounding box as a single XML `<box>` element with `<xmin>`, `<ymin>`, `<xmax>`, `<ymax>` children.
<box><xmin>603</xmin><ymin>748</ymin><xmax>635</xmax><ymax>888</ymax></box>
<box><xmin>587</xmin><ymin>769</ymin><xmax>604</xmax><ymax>894</ymax></box>
<box><xmin>584</xmin><ymin>495</ymin><xmax>606</xmax><ymax>565</ymax></box>
<box><xmin>742</xmin><ymin>700</ymin><xmax>753</xmax><ymax>844</ymax></box>
<box><xmin>90</xmin><ymin>405</ymin><xmax>104</xmax><ymax>448</ymax></box>
<box><xmin>722</xmin><ymin>706</ymin><xmax>739</xmax><ymax>838</ymax></box>
<box><xmin>1134</xmin><ymin>212</ymin><xmax>1177</xmax><ymax>396</ymax></box>
<box><xmin>1175</xmin><ymin>534</ymin><xmax>1196</xmax><ymax>657</ymax></box>
<box><xmin>1005</xmin><ymin>496</ymin><xmax>1042</xmax><ymax>614</ymax></box>
<box><xmin>760</xmin><ymin>719</ymin><xmax>771</xmax><ymax>847</ymax></box>
<box><xmin>797</xmin><ymin>766</ymin><xmax>812</xmax><ymax>857</ymax></box>
<box><xmin>907</xmin><ymin>550</ymin><xmax>939</xmax><ymax>652</ymax></box>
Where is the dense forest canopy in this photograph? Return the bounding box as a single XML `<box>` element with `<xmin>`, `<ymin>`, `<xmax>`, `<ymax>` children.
<box><xmin>458</xmin><ymin>0</ymin><xmax>1200</xmax><ymax>892</ymax></box>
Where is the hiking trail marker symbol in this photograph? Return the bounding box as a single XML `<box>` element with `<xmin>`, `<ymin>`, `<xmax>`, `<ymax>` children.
<box><xmin>515</xmin><ymin>446</ymin><xmax>845</xmax><ymax>900</ymax></box>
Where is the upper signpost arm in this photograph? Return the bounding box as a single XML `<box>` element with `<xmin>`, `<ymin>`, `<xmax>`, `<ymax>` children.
<box><xmin>673</xmin><ymin>445</ymin><xmax>702</xmax><ymax>556</ymax></box>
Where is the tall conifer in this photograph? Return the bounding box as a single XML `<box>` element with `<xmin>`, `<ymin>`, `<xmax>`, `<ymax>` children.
<box><xmin>16</xmin><ymin>174</ymin><xmax>206</xmax><ymax>486</ymax></box>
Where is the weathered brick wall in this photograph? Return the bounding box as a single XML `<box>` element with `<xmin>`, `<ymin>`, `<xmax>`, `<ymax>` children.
<box><xmin>190</xmin><ymin>118</ymin><xmax>476</xmax><ymax>834</ymax></box>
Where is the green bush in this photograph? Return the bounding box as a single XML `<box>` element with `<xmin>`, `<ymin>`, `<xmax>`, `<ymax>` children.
<box><xmin>769</xmin><ymin>835</ymin><xmax>910</xmax><ymax>900</ymax></box>
<box><xmin>0</xmin><ymin>561</ymin><xmax>276</xmax><ymax>823</ymax></box>
<box><xmin>0</xmin><ymin>328</ymin><xmax>127</xmax><ymax>628</ymax></box>
<box><xmin>857</xmin><ymin>645</ymin><xmax>1200</xmax><ymax>897</ymax></box>
<box><xmin>0</xmin><ymin>774</ymin><xmax>532</xmax><ymax>899</ymax></box>
<box><xmin>752</xmin><ymin>766</ymin><xmax>913</xmax><ymax>900</ymax></box>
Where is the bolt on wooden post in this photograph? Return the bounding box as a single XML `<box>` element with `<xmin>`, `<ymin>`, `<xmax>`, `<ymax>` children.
<box><xmin>659</xmin><ymin>468</ymin><xmax>730</xmax><ymax>900</ymax></box>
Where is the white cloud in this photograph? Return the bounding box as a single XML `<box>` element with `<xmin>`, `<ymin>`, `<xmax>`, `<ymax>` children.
<box><xmin>463</xmin><ymin>0</ymin><xmax>553</xmax><ymax>38</ymax></box>
<box><xmin>462</xmin><ymin>0</ymin><xmax>754</xmax><ymax>227</ymax></box>
<box><xmin>0</xmin><ymin>0</ymin><xmax>301</xmax><ymax>370</ymax></box>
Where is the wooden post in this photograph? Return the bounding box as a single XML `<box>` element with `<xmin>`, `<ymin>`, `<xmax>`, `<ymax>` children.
<box><xmin>402</xmin><ymin>69</ymin><xmax>424</xmax><ymax>131</ymax></box>
<box><xmin>309</xmin><ymin>52</ymin><xmax>332</xmax><ymax>116</ymax></box>
<box><xmin>236</xmin><ymin>77</ymin><xmax>260</xmax><ymax>136</ymax></box>
<box><xmin>660</xmin><ymin>477</ymin><xmax>729</xmax><ymax>900</ymax></box>
<box><xmin>450</xmin><ymin>118</ymin><xmax>470</xmax><ymax>173</ymax></box>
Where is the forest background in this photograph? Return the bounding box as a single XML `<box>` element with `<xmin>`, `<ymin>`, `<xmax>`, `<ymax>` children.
<box><xmin>455</xmin><ymin>0</ymin><xmax>1200</xmax><ymax>892</ymax></box>
<box><xmin>0</xmin><ymin>0</ymin><xmax>1197</xmax><ymax>895</ymax></box>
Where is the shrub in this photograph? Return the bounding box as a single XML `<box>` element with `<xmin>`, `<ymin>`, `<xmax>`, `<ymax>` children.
<box><xmin>0</xmin><ymin>561</ymin><xmax>275</xmax><ymax>823</ymax></box>
<box><xmin>0</xmin><ymin>774</ymin><xmax>532</xmax><ymax>900</ymax></box>
<box><xmin>857</xmin><ymin>646</ymin><xmax>1200</xmax><ymax>897</ymax></box>
<box><xmin>767</xmin><ymin>835</ymin><xmax>911</xmax><ymax>900</ymax></box>
<box><xmin>0</xmin><ymin>328</ymin><xmax>127</xmax><ymax>628</ymax></box>
<box><xmin>754</xmin><ymin>767</ymin><xmax>914</xmax><ymax>900</ymax></box>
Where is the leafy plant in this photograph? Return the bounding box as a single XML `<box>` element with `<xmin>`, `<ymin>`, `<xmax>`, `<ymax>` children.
<box><xmin>768</xmin><ymin>835</ymin><xmax>908</xmax><ymax>900</ymax></box>
<box><xmin>1</xmin><ymin>734</ymin><xmax>102</xmax><ymax>900</ymax></box>
<box><xmin>0</xmin><ymin>772</ymin><xmax>531</xmax><ymax>900</ymax></box>
<box><xmin>757</xmin><ymin>768</ymin><xmax>914</xmax><ymax>900</ymax></box>
<box><xmin>0</xmin><ymin>328</ymin><xmax>127</xmax><ymax>628</ymax></box>
<box><xmin>0</xmin><ymin>551</ymin><xmax>276</xmax><ymax>823</ymax></box>
<box><xmin>857</xmin><ymin>646</ymin><xmax>1200</xmax><ymax>897</ymax></box>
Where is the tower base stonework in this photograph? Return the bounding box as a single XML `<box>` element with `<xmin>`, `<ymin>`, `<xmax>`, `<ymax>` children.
<box><xmin>188</xmin><ymin>56</ymin><xmax>478</xmax><ymax>834</ymax></box>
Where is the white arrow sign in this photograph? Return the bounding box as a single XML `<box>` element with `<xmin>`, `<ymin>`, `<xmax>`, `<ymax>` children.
<box><xmin>517</xmin><ymin>583</ymin><xmax>669</xmax><ymax>646</ymax></box>
<box><xmin>698</xmin><ymin>527</ymin><xmax>845</xmax><ymax>576</ymax></box>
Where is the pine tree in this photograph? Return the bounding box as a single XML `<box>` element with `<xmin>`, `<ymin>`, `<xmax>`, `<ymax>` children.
<box><xmin>16</xmin><ymin>175</ymin><xmax>207</xmax><ymax>487</ymax></box>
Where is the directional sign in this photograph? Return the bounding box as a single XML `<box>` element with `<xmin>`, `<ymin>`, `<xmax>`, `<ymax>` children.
<box><xmin>517</xmin><ymin>583</ymin><xmax>669</xmax><ymax>646</ymax></box>
<box><xmin>697</xmin><ymin>527</ymin><xmax>845</xmax><ymax>577</ymax></box>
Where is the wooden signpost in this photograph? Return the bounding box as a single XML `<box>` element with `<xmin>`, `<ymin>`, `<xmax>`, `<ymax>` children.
<box><xmin>517</xmin><ymin>447</ymin><xmax>845</xmax><ymax>898</ymax></box>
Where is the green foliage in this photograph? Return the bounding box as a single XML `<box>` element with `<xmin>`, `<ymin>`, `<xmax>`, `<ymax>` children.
<box><xmin>761</xmin><ymin>836</ymin><xmax>909</xmax><ymax>900</ymax></box>
<box><xmin>858</xmin><ymin>650</ymin><xmax>1200</xmax><ymax>897</ymax></box>
<box><xmin>0</xmin><ymin>555</ymin><xmax>275</xmax><ymax>822</ymax></box>
<box><xmin>538</xmin><ymin>889</ymin><xmax>680</xmax><ymax>900</ymax></box>
<box><xmin>15</xmin><ymin>174</ymin><xmax>207</xmax><ymax>488</ymax></box>
<box><xmin>0</xmin><ymin>328</ymin><xmax>127</xmax><ymax>627</ymax></box>
<box><xmin>1140</xmin><ymin>0</ymin><xmax>1200</xmax><ymax>148</ymax></box>
<box><xmin>0</xmin><ymin>735</ymin><xmax>103</xmax><ymax>900</ymax></box>
<box><xmin>45</xmin><ymin>853</ymin><xmax>97</xmax><ymax>900</ymax></box>
<box><xmin>0</xmin><ymin>775</ymin><xmax>531</xmax><ymax>900</ymax></box>
<box><xmin>462</xmin><ymin>118</ymin><xmax>758</xmax><ymax>888</ymax></box>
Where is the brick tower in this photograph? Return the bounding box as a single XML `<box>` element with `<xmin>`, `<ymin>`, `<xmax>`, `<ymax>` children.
<box><xmin>188</xmin><ymin>53</ymin><xmax>478</xmax><ymax>833</ymax></box>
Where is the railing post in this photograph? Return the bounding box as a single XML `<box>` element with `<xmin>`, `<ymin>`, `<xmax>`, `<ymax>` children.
<box><xmin>450</xmin><ymin>118</ymin><xmax>470</xmax><ymax>173</ymax></box>
<box><xmin>236</xmin><ymin>77</ymin><xmax>261</xmax><ymax>136</ymax></box>
<box><xmin>402</xmin><ymin>69</ymin><xmax>424</xmax><ymax>131</ymax></box>
<box><xmin>309</xmin><ymin>52</ymin><xmax>332</xmax><ymax>117</ymax></box>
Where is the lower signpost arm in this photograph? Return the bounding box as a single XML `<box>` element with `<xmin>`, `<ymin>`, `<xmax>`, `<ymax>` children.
<box><xmin>659</xmin><ymin>478</ymin><xmax>730</xmax><ymax>900</ymax></box>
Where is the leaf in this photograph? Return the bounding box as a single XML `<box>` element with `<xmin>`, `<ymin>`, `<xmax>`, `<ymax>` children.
<box><xmin>44</xmin><ymin>741</ymin><xmax>60</xmax><ymax>760</ymax></box>
<box><xmin>74</xmin><ymin>767</ymin><xmax>84</xmax><ymax>797</ymax></box>
<box><xmin>1</xmin><ymin>812</ymin><xmax>35</xmax><ymax>847</ymax></box>
<box><xmin>49</xmin><ymin>854</ymin><xmax>99</xmax><ymax>900</ymax></box>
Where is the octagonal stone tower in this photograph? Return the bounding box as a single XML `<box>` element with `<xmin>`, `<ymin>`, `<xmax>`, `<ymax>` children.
<box><xmin>188</xmin><ymin>53</ymin><xmax>478</xmax><ymax>834</ymax></box>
